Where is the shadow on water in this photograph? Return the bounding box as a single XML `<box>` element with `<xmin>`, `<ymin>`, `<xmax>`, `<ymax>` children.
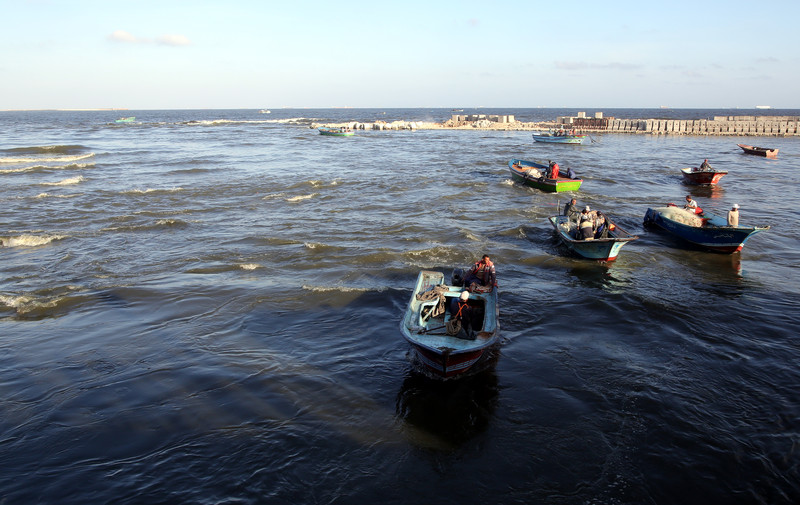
<box><xmin>395</xmin><ymin>365</ymin><xmax>499</xmax><ymax>451</ymax></box>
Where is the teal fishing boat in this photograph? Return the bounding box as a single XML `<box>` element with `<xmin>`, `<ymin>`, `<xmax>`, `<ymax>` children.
<box><xmin>532</xmin><ymin>131</ymin><xmax>588</xmax><ymax>144</ymax></box>
<box><xmin>509</xmin><ymin>159</ymin><xmax>583</xmax><ymax>193</ymax></box>
<box><xmin>400</xmin><ymin>270</ymin><xmax>499</xmax><ymax>379</ymax></box>
<box><xmin>318</xmin><ymin>126</ymin><xmax>354</xmax><ymax>137</ymax></box>
<box><xmin>548</xmin><ymin>214</ymin><xmax>638</xmax><ymax>261</ymax></box>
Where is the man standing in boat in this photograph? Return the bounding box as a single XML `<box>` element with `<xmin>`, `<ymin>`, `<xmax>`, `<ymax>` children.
<box><xmin>727</xmin><ymin>203</ymin><xmax>740</xmax><ymax>226</ymax></box>
<box><xmin>463</xmin><ymin>255</ymin><xmax>496</xmax><ymax>292</ymax></box>
<box><xmin>563</xmin><ymin>198</ymin><xmax>580</xmax><ymax>222</ymax></box>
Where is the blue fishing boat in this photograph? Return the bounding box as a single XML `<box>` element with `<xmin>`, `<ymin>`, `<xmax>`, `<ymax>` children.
<box><xmin>400</xmin><ymin>270</ymin><xmax>499</xmax><ymax>379</ymax></box>
<box><xmin>532</xmin><ymin>131</ymin><xmax>588</xmax><ymax>144</ymax></box>
<box><xmin>548</xmin><ymin>214</ymin><xmax>638</xmax><ymax>261</ymax></box>
<box><xmin>643</xmin><ymin>205</ymin><xmax>769</xmax><ymax>253</ymax></box>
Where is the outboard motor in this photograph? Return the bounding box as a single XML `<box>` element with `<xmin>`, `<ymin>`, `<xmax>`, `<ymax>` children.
<box><xmin>451</xmin><ymin>268</ymin><xmax>465</xmax><ymax>287</ymax></box>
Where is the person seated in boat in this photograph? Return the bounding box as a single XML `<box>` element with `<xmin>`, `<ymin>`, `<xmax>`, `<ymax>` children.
<box><xmin>563</xmin><ymin>198</ymin><xmax>580</xmax><ymax>222</ymax></box>
<box><xmin>579</xmin><ymin>207</ymin><xmax>595</xmax><ymax>240</ymax></box>
<box><xmin>463</xmin><ymin>254</ymin><xmax>496</xmax><ymax>291</ymax></box>
<box><xmin>565</xmin><ymin>166</ymin><xmax>577</xmax><ymax>179</ymax></box>
<box><xmin>684</xmin><ymin>195</ymin><xmax>699</xmax><ymax>213</ymax></box>
<box><xmin>727</xmin><ymin>203</ymin><xmax>740</xmax><ymax>227</ymax></box>
<box><xmin>593</xmin><ymin>211</ymin><xmax>608</xmax><ymax>239</ymax></box>
<box><xmin>699</xmin><ymin>159</ymin><xmax>712</xmax><ymax>171</ymax></box>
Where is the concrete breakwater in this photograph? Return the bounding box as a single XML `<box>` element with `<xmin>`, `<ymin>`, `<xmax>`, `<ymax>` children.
<box><xmin>312</xmin><ymin>113</ymin><xmax>800</xmax><ymax>136</ymax></box>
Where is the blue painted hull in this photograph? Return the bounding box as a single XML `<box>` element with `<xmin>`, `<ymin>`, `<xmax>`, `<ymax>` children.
<box><xmin>548</xmin><ymin>215</ymin><xmax>638</xmax><ymax>261</ymax></box>
<box><xmin>643</xmin><ymin>207</ymin><xmax>769</xmax><ymax>253</ymax></box>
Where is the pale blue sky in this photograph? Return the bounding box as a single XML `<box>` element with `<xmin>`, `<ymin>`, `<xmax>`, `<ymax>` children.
<box><xmin>2</xmin><ymin>0</ymin><xmax>797</xmax><ymax>109</ymax></box>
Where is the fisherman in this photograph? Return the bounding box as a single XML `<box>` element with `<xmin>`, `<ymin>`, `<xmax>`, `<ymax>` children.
<box><xmin>447</xmin><ymin>290</ymin><xmax>475</xmax><ymax>339</ymax></box>
<box><xmin>727</xmin><ymin>203</ymin><xmax>740</xmax><ymax>226</ymax></box>
<box><xmin>594</xmin><ymin>211</ymin><xmax>609</xmax><ymax>239</ymax></box>
<box><xmin>579</xmin><ymin>207</ymin><xmax>595</xmax><ymax>240</ymax></box>
<box><xmin>463</xmin><ymin>254</ymin><xmax>496</xmax><ymax>291</ymax></box>
<box><xmin>548</xmin><ymin>160</ymin><xmax>560</xmax><ymax>179</ymax></box>
<box><xmin>699</xmin><ymin>159</ymin><xmax>712</xmax><ymax>171</ymax></box>
<box><xmin>684</xmin><ymin>195</ymin><xmax>699</xmax><ymax>213</ymax></box>
<box><xmin>563</xmin><ymin>198</ymin><xmax>580</xmax><ymax>222</ymax></box>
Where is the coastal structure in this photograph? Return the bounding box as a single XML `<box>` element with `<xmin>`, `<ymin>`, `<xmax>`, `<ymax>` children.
<box><xmin>313</xmin><ymin>112</ymin><xmax>799</xmax><ymax>136</ymax></box>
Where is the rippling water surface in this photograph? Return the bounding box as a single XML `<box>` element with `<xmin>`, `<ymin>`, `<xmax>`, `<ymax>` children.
<box><xmin>2</xmin><ymin>109</ymin><xmax>799</xmax><ymax>504</ymax></box>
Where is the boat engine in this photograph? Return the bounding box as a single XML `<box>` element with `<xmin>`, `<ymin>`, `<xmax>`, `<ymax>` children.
<box><xmin>451</xmin><ymin>268</ymin><xmax>465</xmax><ymax>287</ymax></box>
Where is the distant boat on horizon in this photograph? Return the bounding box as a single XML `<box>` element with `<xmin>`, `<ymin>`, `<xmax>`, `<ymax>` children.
<box><xmin>259</xmin><ymin>109</ymin><xmax>271</xmax><ymax>114</ymax></box>
<box><xmin>755</xmin><ymin>105</ymin><xmax>772</xmax><ymax>109</ymax></box>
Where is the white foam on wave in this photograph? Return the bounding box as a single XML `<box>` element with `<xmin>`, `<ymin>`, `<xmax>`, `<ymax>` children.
<box><xmin>239</xmin><ymin>263</ymin><xmax>261</xmax><ymax>270</ymax></box>
<box><xmin>41</xmin><ymin>176</ymin><xmax>86</xmax><ymax>186</ymax></box>
<box><xmin>122</xmin><ymin>187</ymin><xmax>184</xmax><ymax>194</ymax></box>
<box><xmin>0</xmin><ymin>153</ymin><xmax>94</xmax><ymax>164</ymax></box>
<box><xmin>0</xmin><ymin>162</ymin><xmax>95</xmax><ymax>174</ymax></box>
<box><xmin>0</xmin><ymin>234</ymin><xmax>67</xmax><ymax>247</ymax></box>
<box><xmin>286</xmin><ymin>193</ymin><xmax>317</xmax><ymax>202</ymax></box>
<box><xmin>302</xmin><ymin>284</ymin><xmax>384</xmax><ymax>293</ymax></box>
<box><xmin>34</xmin><ymin>192</ymin><xmax>78</xmax><ymax>199</ymax></box>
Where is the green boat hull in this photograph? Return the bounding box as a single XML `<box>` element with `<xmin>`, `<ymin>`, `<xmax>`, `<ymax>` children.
<box><xmin>508</xmin><ymin>159</ymin><xmax>583</xmax><ymax>193</ymax></box>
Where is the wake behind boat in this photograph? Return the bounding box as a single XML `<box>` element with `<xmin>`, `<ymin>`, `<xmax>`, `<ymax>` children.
<box><xmin>643</xmin><ymin>205</ymin><xmax>769</xmax><ymax>253</ymax></box>
<box><xmin>509</xmin><ymin>159</ymin><xmax>583</xmax><ymax>193</ymax></box>
<box><xmin>400</xmin><ymin>270</ymin><xmax>499</xmax><ymax>379</ymax></box>
<box><xmin>548</xmin><ymin>214</ymin><xmax>638</xmax><ymax>261</ymax></box>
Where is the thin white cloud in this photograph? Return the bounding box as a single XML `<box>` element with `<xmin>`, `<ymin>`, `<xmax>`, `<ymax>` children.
<box><xmin>108</xmin><ymin>30</ymin><xmax>140</xmax><ymax>43</ymax></box>
<box><xmin>108</xmin><ymin>30</ymin><xmax>191</xmax><ymax>46</ymax></box>
<box><xmin>157</xmin><ymin>34</ymin><xmax>191</xmax><ymax>46</ymax></box>
<box><xmin>554</xmin><ymin>61</ymin><xmax>642</xmax><ymax>71</ymax></box>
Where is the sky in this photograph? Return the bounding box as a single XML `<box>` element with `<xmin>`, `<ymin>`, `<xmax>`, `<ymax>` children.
<box><xmin>1</xmin><ymin>0</ymin><xmax>798</xmax><ymax>109</ymax></box>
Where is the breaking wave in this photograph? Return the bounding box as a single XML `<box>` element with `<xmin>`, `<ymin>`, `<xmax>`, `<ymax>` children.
<box><xmin>0</xmin><ymin>234</ymin><xmax>67</xmax><ymax>248</ymax></box>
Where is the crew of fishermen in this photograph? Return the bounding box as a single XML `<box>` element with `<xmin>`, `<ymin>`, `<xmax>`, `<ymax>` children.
<box><xmin>544</xmin><ymin>160</ymin><xmax>577</xmax><ymax>179</ymax></box>
<box><xmin>563</xmin><ymin>201</ymin><xmax>611</xmax><ymax>240</ymax></box>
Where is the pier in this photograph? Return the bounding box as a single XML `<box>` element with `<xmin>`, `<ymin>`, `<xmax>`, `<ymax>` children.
<box><xmin>313</xmin><ymin>112</ymin><xmax>800</xmax><ymax>136</ymax></box>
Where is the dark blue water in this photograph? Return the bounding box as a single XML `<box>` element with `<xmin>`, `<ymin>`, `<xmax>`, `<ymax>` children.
<box><xmin>1</xmin><ymin>108</ymin><xmax>799</xmax><ymax>504</ymax></box>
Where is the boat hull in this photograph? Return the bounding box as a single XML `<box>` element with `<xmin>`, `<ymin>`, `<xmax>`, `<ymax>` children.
<box><xmin>548</xmin><ymin>215</ymin><xmax>638</xmax><ymax>261</ymax></box>
<box><xmin>532</xmin><ymin>133</ymin><xmax>587</xmax><ymax>144</ymax></box>
<box><xmin>400</xmin><ymin>271</ymin><xmax>499</xmax><ymax>379</ymax></box>
<box><xmin>643</xmin><ymin>207</ymin><xmax>768</xmax><ymax>253</ymax></box>
<box><xmin>737</xmin><ymin>144</ymin><xmax>778</xmax><ymax>158</ymax></box>
<box><xmin>509</xmin><ymin>159</ymin><xmax>583</xmax><ymax>193</ymax></box>
<box><xmin>680</xmin><ymin>167</ymin><xmax>728</xmax><ymax>185</ymax></box>
<box><xmin>318</xmin><ymin>127</ymin><xmax>354</xmax><ymax>137</ymax></box>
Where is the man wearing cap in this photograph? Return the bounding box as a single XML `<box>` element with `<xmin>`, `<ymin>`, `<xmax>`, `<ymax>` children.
<box><xmin>579</xmin><ymin>206</ymin><xmax>595</xmax><ymax>240</ymax></box>
<box><xmin>448</xmin><ymin>290</ymin><xmax>475</xmax><ymax>338</ymax></box>
<box><xmin>727</xmin><ymin>204</ymin><xmax>740</xmax><ymax>227</ymax></box>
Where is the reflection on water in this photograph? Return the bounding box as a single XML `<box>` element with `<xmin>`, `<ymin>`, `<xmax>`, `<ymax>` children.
<box><xmin>686</xmin><ymin>184</ymin><xmax>725</xmax><ymax>199</ymax></box>
<box><xmin>396</xmin><ymin>366</ymin><xmax>499</xmax><ymax>450</ymax></box>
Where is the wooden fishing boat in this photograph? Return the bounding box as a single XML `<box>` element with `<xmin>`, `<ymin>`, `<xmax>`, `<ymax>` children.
<box><xmin>532</xmin><ymin>131</ymin><xmax>588</xmax><ymax>144</ymax></box>
<box><xmin>643</xmin><ymin>205</ymin><xmax>769</xmax><ymax>253</ymax></box>
<box><xmin>115</xmin><ymin>117</ymin><xmax>136</xmax><ymax>123</ymax></box>
<box><xmin>737</xmin><ymin>144</ymin><xmax>778</xmax><ymax>158</ymax></box>
<box><xmin>680</xmin><ymin>167</ymin><xmax>728</xmax><ymax>185</ymax></box>
<box><xmin>548</xmin><ymin>214</ymin><xmax>638</xmax><ymax>261</ymax></box>
<box><xmin>400</xmin><ymin>270</ymin><xmax>499</xmax><ymax>379</ymax></box>
<box><xmin>509</xmin><ymin>159</ymin><xmax>583</xmax><ymax>193</ymax></box>
<box><xmin>318</xmin><ymin>126</ymin><xmax>354</xmax><ymax>137</ymax></box>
